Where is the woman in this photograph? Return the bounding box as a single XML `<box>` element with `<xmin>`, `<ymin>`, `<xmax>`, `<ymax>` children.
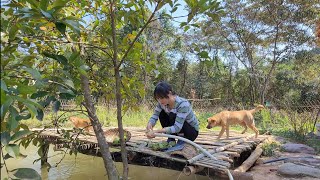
<box><xmin>146</xmin><ymin>81</ymin><xmax>199</xmax><ymax>146</ymax></box>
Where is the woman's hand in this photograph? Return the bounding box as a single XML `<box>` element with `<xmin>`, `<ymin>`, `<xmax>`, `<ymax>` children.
<box><xmin>146</xmin><ymin>122</ymin><xmax>153</xmax><ymax>131</ymax></box>
<box><xmin>146</xmin><ymin>130</ymin><xmax>155</xmax><ymax>139</ymax></box>
<box><xmin>146</xmin><ymin>122</ymin><xmax>155</xmax><ymax>139</ymax></box>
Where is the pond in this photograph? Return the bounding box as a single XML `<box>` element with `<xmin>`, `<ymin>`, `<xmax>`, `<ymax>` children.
<box><xmin>1</xmin><ymin>145</ymin><xmax>210</xmax><ymax>180</ymax></box>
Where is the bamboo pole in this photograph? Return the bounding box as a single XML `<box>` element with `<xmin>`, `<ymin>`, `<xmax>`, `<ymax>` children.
<box><xmin>183</xmin><ymin>166</ymin><xmax>204</xmax><ymax>176</ymax></box>
<box><xmin>188</xmin><ymin>134</ymin><xmax>255</xmax><ymax>164</ymax></box>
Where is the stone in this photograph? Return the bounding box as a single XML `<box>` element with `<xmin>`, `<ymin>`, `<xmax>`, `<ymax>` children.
<box><xmin>282</xmin><ymin>143</ymin><xmax>316</xmax><ymax>154</ymax></box>
<box><xmin>284</xmin><ymin>156</ymin><xmax>320</xmax><ymax>168</ymax></box>
<box><xmin>277</xmin><ymin>162</ymin><xmax>320</xmax><ymax>178</ymax></box>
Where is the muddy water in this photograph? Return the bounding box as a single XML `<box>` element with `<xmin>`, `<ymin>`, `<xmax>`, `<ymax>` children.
<box><xmin>1</xmin><ymin>145</ymin><xmax>209</xmax><ymax>180</ymax></box>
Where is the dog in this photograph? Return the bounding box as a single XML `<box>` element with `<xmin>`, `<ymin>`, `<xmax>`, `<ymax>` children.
<box><xmin>69</xmin><ymin>116</ymin><xmax>93</xmax><ymax>132</ymax></box>
<box><xmin>206</xmin><ymin>105</ymin><xmax>264</xmax><ymax>139</ymax></box>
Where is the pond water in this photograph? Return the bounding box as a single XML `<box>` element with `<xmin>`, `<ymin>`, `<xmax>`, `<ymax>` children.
<box><xmin>1</xmin><ymin>145</ymin><xmax>210</xmax><ymax>180</ymax></box>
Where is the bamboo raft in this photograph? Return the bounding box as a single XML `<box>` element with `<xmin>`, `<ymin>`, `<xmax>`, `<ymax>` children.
<box><xmin>36</xmin><ymin>127</ymin><xmax>270</xmax><ymax>178</ymax></box>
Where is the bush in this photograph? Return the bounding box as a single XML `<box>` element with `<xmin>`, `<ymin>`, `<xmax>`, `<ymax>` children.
<box><xmin>261</xmin><ymin>141</ymin><xmax>281</xmax><ymax>157</ymax></box>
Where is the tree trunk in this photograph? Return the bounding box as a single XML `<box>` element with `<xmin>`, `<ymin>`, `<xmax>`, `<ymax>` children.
<box><xmin>179</xmin><ymin>57</ymin><xmax>187</xmax><ymax>95</ymax></box>
<box><xmin>260</xmin><ymin>22</ymin><xmax>281</xmax><ymax>105</ymax></box>
<box><xmin>114</xmin><ymin>69</ymin><xmax>129</xmax><ymax>179</ymax></box>
<box><xmin>110</xmin><ymin>1</ymin><xmax>129</xmax><ymax>179</ymax></box>
<box><xmin>80</xmin><ymin>74</ymin><xmax>118</xmax><ymax>180</ymax></box>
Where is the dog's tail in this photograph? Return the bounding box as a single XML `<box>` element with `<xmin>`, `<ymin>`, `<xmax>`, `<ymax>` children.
<box><xmin>249</xmin><ymin>104</ymin><xmax>265</xmax><ymax>114</ymax></box>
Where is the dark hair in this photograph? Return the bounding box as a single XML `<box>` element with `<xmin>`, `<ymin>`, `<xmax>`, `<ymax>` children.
<box><xmin>154</xmin><ymin>81</ymin><xmax>175</xmax><ymax>100</ymax></box>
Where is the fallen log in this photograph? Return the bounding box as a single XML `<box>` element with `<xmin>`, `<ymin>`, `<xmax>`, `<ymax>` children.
<box><xmin>234</xmin><ymin>137</ymin><xmax>271</xmax><ymax>173</ymax></box>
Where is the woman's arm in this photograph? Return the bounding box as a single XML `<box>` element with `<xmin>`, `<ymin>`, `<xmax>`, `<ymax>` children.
<box><xmin>146</xmin><ymin>128</ymin><xmax>166</xmax><ymax>139</ymax></box>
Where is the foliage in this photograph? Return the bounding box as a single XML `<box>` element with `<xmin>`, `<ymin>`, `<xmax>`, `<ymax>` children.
<box><xmin>148</xmin><ymin>141</ymin><xmax>176</xmax><ymax>151</ymax></box>
<box><xmin>1</xmin><ymin>0</ymin><xmax>319</xmax><ymax>179</ymax></box>
<box><xmin>1</xmin><ymin>0</ymin><xmax>224</xmax><ymax>179</ymax></box>
<box><xmin>261</xmin><ymin>141</ymin><xmax>281</xmax><ymax>157</ymax></box>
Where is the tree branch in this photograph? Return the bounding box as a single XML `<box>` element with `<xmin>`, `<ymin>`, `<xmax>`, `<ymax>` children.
<box><xmin>117</xmin><ymin>0</ymin><xmax>162</xmax><ymax>69</ymax></box>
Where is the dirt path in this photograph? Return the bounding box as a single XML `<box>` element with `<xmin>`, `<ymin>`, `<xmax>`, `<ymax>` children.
<box><xmin>247</xmin><ymin>136</ymin><xmax>320</xmax><ymax>180</ymax></box>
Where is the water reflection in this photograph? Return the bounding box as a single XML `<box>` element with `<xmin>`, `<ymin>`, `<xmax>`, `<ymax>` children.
<box><xmin>1</xmin><ymin>145</ymin><xmax>209</xmax><ymax>180</ymax></box>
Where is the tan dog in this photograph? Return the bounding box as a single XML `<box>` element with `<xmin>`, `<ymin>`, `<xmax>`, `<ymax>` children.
<box><xmin>69</xmin><ymin>116</ymin><xmax>93</xmax><ymax>132</ymax></box>
<box><xmin>206</xmin><ymin>105</ymin><xmax>264</xmax><ymax>139</ymax></box>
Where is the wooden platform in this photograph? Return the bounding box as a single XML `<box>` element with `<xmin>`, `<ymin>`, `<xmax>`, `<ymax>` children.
<box><xmin>36</xmin><ymin>127</ymin><xmax>269</xmax><ymax>177</ymax></box>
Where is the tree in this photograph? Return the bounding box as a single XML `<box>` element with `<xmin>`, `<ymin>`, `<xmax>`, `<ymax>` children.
<box><xmin>201</xmin><ymin>0</ymin><xmax>318</xmax><ymax>104</ymax></box>
<box><xmin>1</xmin><ymin>0</ymin><xmax>223</xmax><ymax>179</ymax></box>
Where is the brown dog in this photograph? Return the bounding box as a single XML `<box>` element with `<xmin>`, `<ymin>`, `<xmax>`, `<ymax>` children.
<box><xmin>69</xmin><ymin>116</ymin><xmax>93</xmax><ymax>132</ymax></box>
<box><xmin>206</xmin><ymin>105</ymin><xmax>264</xmax><ymax>139</ymax></box>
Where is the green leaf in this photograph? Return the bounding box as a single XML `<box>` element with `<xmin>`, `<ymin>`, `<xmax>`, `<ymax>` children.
<box><xmin>43</xmin><ymin>96</ymin><xmax>56</xmax><ymax>107</ymax></box>
<box><xmin>9</xmin><ymin>106</ymin><xmax>19</xmax><ymax>120</ymax></box>
<box><xmin>9</xmin><ymin>25</ymin><xmax>18</xmax><ymax>40</ymax></box>
<box><xmin>26</xmin><ymin>0</ymin><xmax>39</xmax><ymax>8</ymax></box>
<box><xmin>12</xmin><ymin>168</ymin><xmax>41</xmax><ymax>180</ymax></box>
<box><xmin>64</xmin><ymin>19</ymin><xmax>80</xmax><ymax>35</ymax></box>
<box><xmin>1</xmin><ymin>80</ymin><xmax>8</xmax><ymax>92</ymax></box>
<box><xmin>17</xmin><ymin>84</ymin><xmax>37</xmax><ymax>95</ymax></box>
<box><xmin>190</xmin><ymin>23</ymin><xmax>199</xmax><ymax>28</ymax></box>
<box><xmin>55</xmin><ymin>22</ymin><xmax>66</xmax><ymax>35</ymax></box>
<box><xmin>11</xmin><ymin>130</ymin><xmax>32</xmax><ymax>142</ymax></box>
<box><xmin>43</xmin><ymin>52</ymin><xmax>68</xmax><ymax>65</ymax></box>
<box><xmin>30</xmin><ymin>91</ymin><xmax>48</xmax><ymax>99</ymax></box>
<box><xmin>52</xmin><ymin>100</ymin><xmax>60</xmax><ymax>113</ymax></box>
<box><xmin>59</xmin><ymin>93</ymin><xmax>75</xmax><ymax>100</ymax></box>
<box><xmin>1</xmin><ymin>132</ymin><xmax>11</xmax><ymax>146</ymax></box>
<box><xmin>52</xmin><ymin>0</ymin><xmax>68</xmax><ymax>8</ymax></box>
<box><xmin>198</xmin><ymin>51</ymin><xmax>209</xmax><ymax>58</ymax></box>
<box><xmin>1</xmin><ymin>96</ymin><xmax>13</xmax><ymax>121</ymax></box>
<box><xmin>170</xmin><ymin>7</ymin><xmax>178</xmax><ymax>13</ymax></box>
<box><xmin>63</xmin><ymin>79</ymin><xmax>74</xmax><ymax>89</ymax></box>
<box><xmin>180</xmin><ymin>22</ymin><xmax>187</xmax><ymax>27</ymax></box>
<box><xmin>36</xmin><ymin>109</ymin><xmax>44</xmax><ymax>121</ymax></box>
<box><xmin>55</xmin><ymin>55</ymin><xmax>68</xmax><ymax>65</ymax></box>
<box><xmin>16</xmin><ymin>113</ymin><xmax>32</xmax><ymax>121</ymax></box>
<box><xmin>5</xmin><ymin>144</ymin><xmax>20</xmax><ymax>158</ymax></box>
<box><xmin>69</xmin><ymin>51</ymin><xmax>80</xmax><ymax>62</ymax></box>
<box><xmin>15</xmin><ymin>96</ymin><xmax>42</xmax><ymax>109</ymax></box>
<box><xmin>23</xmin><ymin>102</ymin><xmax>38</xmax><ymax>118</ymax></box>
<box><xmin>40</xmin><ymin>0</ymin><xmax>49</xmax><ymax>11</ymax></box>
<box><xmin>8</xmin><ymin>115</ymin><xmax>19</xmax><ymax>130</ymax></box>
<box><xmin>40</xmin><ymin>9</ymin><xmax>53</xmax><ymax>19</ymax></box>
<box><xmin>42</xmin><ymin>51</ymin><xmax>55</xmax><ymax>59</ymax></box>
<box><xmin>75</xmin><ymin>95</ymin><xmax>84</xmax><ymax>105</ymax></box>
<box><xmin>184</xmin><ymin>25</ymin><xmax>190</xmax><ymax>32</ymax></box>
<box><xmin>77</xmin><ymin>67</ymin><xmax>87</xmax><ymax>76</ymax></box>
<box><xmin>0</xmin><ymin>89</ymin><xmax>6</xmax><ymax>105</ymax></box>
<box><xmin>24</xmin><ymin>67</ymin><xmax>42</xmax><ymax>80</ymax></box>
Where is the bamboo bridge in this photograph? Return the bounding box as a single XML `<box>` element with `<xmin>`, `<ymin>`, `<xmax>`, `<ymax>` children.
<box><xmin>35</xmin><ymin>127</ymin><xmax>270</xmax><ymax>179</ymax></box>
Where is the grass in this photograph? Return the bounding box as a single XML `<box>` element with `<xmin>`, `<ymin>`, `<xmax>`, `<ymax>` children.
<box><xmin>261</xmin><ymin>141</ymin><xmax>282</xmax><ymax>157</ymax></box>
<box><xmin>22</xmin><ymin>107</ymin><xmax>258</xmax><ymax>135</ymax></box>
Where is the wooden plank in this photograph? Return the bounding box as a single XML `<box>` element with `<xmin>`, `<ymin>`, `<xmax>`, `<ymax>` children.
<box><xmin>126</xmin><ymin>147</ymin><xmax>187</xmax><ymax>163</ymax></box>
